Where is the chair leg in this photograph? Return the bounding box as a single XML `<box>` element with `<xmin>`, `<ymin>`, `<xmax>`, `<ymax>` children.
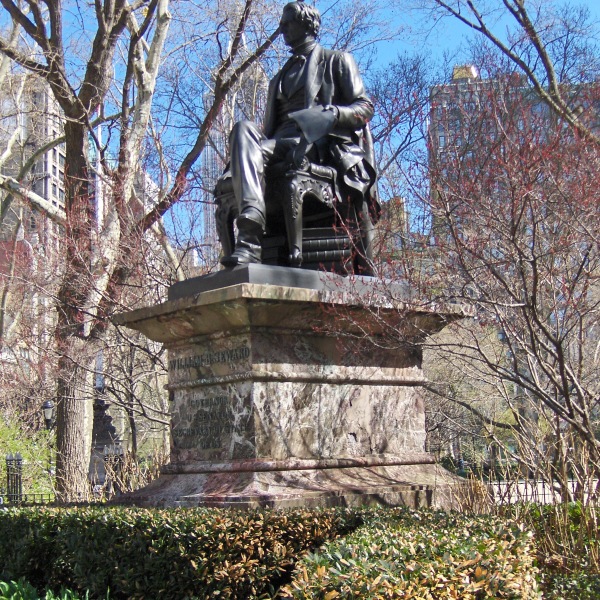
<box><xmin>283</xmin><ymin>183</ymin><xmax>303</xmax><ymax>267</ymax></box>
<box><xmin>353</xmin><ymin>200</ymin><xmax>375</xmax><ymax>276</ymax></box>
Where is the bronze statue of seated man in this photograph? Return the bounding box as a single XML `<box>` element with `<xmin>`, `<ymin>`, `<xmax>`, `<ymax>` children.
<box><xmin>219</xmin><ymin>0</ymin><xmax>379</xmax><ymax>273</ymax></box>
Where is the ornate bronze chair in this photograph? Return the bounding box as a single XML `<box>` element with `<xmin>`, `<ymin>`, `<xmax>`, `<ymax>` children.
<box><xmin>214</xmin><ymin>109</ymin><xmax>372</xmax><ymax>274</ymax></box>
<box><xmin>215</xmin><ymin>159</ymin><xmax>362</xmax><ymax>273</ymax></box>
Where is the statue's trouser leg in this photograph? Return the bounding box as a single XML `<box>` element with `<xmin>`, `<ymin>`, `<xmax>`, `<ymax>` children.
<box><xmin>228</xmin><ymin>121</ymin><xmax>269</xmax><ymax>263</ymax></box>
<box><xmin>230</xmin><ymin>121</ymin><xmax>268</xmax><ymax>225</ymax></box>
<box><xmin>226</xmin><ymin>121</ymin><xmax>297</xmax><ymax>265</ymax></box>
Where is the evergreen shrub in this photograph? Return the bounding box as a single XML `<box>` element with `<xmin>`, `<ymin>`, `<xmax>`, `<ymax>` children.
<box><xmin>0</xmin><ymin>506</ymin><xmax>360</xmax><ymax>599</ymax></box>
<box><xmin>0</xmin><ymin>579</ymin><xmax>87</xmax><ymax>599</ymax></box>
<box><xmin>281</xmin><ymin>508</ymin><xmax>539</xmax><ymax>599</ymax></box>
<box><xmin>0</xmin><ymin>506</ymin><xmax>541</xmax><ymax>599</ymax></box>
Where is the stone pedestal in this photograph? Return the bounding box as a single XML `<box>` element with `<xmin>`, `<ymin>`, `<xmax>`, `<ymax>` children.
<box><xmin>114</xmin><ymin>265</ymin><xmax>463</xmax><ymax>508</ymax></box>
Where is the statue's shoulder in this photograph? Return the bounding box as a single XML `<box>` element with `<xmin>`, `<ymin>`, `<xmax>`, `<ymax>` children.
<box><xmin>319</xmin><ymin>46</ymin><xmax>358</xmax><ymax>68</ymax></box>
<box><xmin>320</xmin><ymin>46</ymin><xmax>350</xmax><ymax>60</ymax></box>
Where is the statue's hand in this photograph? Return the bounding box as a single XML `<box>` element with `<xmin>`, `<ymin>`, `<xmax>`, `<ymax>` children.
<box><xmin>324</xmin><ymin>105</ymin><xmax>340</xmax><ymax>121</ymax></box>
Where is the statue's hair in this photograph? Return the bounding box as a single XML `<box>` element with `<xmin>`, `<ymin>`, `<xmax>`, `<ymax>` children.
<box><xmin>283</xmin><ymin>2</ymin><xmax>321</xmax><ymax>37</ymax></box>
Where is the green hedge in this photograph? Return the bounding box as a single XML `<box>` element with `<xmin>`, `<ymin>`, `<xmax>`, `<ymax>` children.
<box><xmin>0</xmin><ymin>506</ymin><xmax>361</xmax><ymax>599</ymax></box>
<box><xmin>0</xmin><ymin>506</ymin><xmax>541</xmax><ymax>599</ymax></box>
<box><xmin>281</xmin><ymin>508</ymin><xmax>539</xmax><ymax>599</ymax></box>
<box><xmin>541</xmin><ymin>572</ymin><xmax>600</xmax><ymax>600</ymax></box>
<box><xmin>0</xmin><ymin>579</ymin><xmax>87</xmax><ymax>599</ymax></box>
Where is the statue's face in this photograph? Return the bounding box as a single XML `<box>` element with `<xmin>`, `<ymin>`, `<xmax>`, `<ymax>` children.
<box><xmin>280</xmin><ymin>7</ymin><xmax>310</xmax><ymax>48</ymax></box>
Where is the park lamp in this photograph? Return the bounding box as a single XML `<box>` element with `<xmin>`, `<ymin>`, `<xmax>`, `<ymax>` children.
<box><xmin>42</xmin><ymin>400</ymin><xmax>55</xmax><ymax>430</ymax></box>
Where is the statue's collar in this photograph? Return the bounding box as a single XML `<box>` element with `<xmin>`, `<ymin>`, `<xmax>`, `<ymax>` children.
<box><xmin>288</xmin><ymin>40</ymin><xmax>317</xmax><ymax>58</ymax></box>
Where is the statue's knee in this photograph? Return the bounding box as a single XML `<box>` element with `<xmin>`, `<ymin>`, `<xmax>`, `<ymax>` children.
<box><xmin>231</xmin><ymin>120</ymin><xmax>260</xmax><ymax>141</ymax></box>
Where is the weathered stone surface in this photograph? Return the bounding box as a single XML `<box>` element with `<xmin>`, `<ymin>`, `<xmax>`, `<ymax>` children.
<box><xmin>114</xmin><ymin>269</ymin><xmax>465</xmax><ymax>508</ymax></box>
<box><xmin>124</xmin><ymin>462</ymin><xmax>459</xmax><ymax>509</ymax></box>
<box><xmin>168</xmin><ymin>264</ymin><xmax>392</xmax><ymax>300</ymax></box>
<box><xmin>169</xmin><ymin>381</ymin><xmax>425</xmax><ymax>464</ymax></box>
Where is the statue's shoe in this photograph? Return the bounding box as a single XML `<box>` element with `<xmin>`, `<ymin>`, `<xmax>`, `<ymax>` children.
<box><xmin>220</xmin><ymin>249</ymin><xmax>261</xmax><ymax>268</ymax></box>
<box><xmin>288</xmin><ymin>248</ymin><xmax>302</xmax><ymax>267</ymax></box>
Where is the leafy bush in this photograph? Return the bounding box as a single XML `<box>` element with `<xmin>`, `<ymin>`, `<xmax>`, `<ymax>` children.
<box><xmin>0</xmin><ymin>506</ymin><xmax>543</xmax><ymax>599</ymax></box>
<box><xmin>0</xmin><ymin>579</ymin><xmax>88</xmax><ymax>600</ymax></box>
<box><xmin>0</xmin><ymin>506</ymin><xmax>361</xmax><ymax>599</ymax></box>
<box><xmin>281</xmin><ymin>508</ymin><xmax>539</xmax><ymax>599</ymax></box>
<box><xmin>503</xmin><ymin>502</ymin><xmax>600</xmax><ymax>599</ymax></box>
<box><xmin>0</xmin><ymin>421</ymin><xmax>54</xmax><ymax>497</ymax></box>
<box><xmin>510</xmin><ymin>502</ymin><xmax>599</xmax><ymax>570</ymax></box>
<box><xmin>541</xmin><ymin>572</ymin><xmax>600</xmax><ymax>600</ymax></box>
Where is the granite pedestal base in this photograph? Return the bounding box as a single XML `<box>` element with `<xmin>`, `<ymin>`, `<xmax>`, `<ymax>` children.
<box><xmin>114</xmin><ymin>265</ymin><xmax>464</xmax><ymax>508</ymax></box>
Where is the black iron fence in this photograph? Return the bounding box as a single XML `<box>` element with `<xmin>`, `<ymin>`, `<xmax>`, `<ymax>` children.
<box><xmin>1</xmin><ymin>453</ymin><xmax>55</xmax><ymax>506</ymax></box>
<box><xmin>6</xmin><ymin>453</ymin><xmax>23</xmax><ymax>502</ymax></box>
<box><xmin>2</xmin><ymin>451</ymin><xmax>598</xmax><ymax>507</ymax></box>
<box><xmin>0</xmin><ymin>491</ymin><xmax>55</xmax><ymax>505</ymax></box>
<box><xmin>1</xmin><ymin>443</ymin><xmax>134</xmax><ymax>505</ymax></box>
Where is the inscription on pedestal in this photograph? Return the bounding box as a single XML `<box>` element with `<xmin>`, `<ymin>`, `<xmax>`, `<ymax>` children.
<box><xmin>169</xmin><ymin>343</ymin><xmax>251</xmax><ymax>386</ymax></box>
<box><xmin>171</xmin><ymin>386</ymin><xmax>255</xmax><ymax>460</ymax></box>
<box><xmin>169</xmin><ymin>346</ymin><xmax>250</xmax><ymax>371</ymax></box>
<box><xmin>173</xmin><ymin>396</ymin><xmax>233</xmax><ymax>450</ymax></box>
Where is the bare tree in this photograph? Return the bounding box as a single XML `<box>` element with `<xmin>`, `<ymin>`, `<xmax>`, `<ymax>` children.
<box><xmin>0</xmin><ymin>0</ymin><xmax>280</xmax><ymax>499</ymax></box>
<box><xmin>333</xmin><ymin>3</ymin><xmax>600</xmax><ymax>510</ymax></box>
<box><xmin>100</xmin><ymin>326</ymin><xmax>169</xmax><ymax>460</ymax></box>
<box><xmin>422</xmin><ymin>42</ymin><xmax>600</xmax><ymax>498</ymax></box>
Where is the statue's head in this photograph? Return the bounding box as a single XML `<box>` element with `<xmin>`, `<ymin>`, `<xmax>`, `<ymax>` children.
<box><xmin>281</xmin><ymin>2</ymin><xmax>321</xmax><ymax>39</ymax></box>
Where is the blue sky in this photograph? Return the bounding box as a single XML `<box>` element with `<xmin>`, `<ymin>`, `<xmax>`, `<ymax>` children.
<box><xmin>373</xmin><ymin>0</ymin><xmax>600</xmax><ymax>70</ymax></box>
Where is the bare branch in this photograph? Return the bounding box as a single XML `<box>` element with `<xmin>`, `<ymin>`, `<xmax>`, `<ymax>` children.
<box><xmin>138</xmin><ymin>25</ymin><xmax>279</xmax><ymax>232</ymax></box>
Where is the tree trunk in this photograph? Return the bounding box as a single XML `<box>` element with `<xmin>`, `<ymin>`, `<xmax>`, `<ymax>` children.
<box><xmin>53</xmin><ymin>120</ymin><xmax>96</xmax><ymax>501</ymax></box>
<box><xmin>54</xmin><ymin>336</ymin><xmax>96</xmax><ymax>500</ymax></box>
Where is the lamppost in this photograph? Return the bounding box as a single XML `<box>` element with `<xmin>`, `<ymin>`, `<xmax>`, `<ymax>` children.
<box><xmin>42</xmin><ymin>400</ymin><xmax>55</xmax><ymax>430</ymax></box>
<box><xmin>41</xmin><ymin>400</ymin><xmax>56</xmax><ymax>484</ymax></box>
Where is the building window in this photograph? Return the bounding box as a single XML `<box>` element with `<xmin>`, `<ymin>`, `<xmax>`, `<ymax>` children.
<box><xmin>52</xmin><ymin>183</ymin><xmax>57</xmax><ymax>197</ymax></box>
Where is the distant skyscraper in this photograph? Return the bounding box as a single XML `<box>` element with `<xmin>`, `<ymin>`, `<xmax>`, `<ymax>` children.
<box><xmin>197</xmin><ymin>62</ymin><xmax>269</xmax><ymax>265</ymax></box>
<box><xmin>427</xmin><ymin>64</ymin><xmax>564</xmax><ymax>238</ymax></box>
